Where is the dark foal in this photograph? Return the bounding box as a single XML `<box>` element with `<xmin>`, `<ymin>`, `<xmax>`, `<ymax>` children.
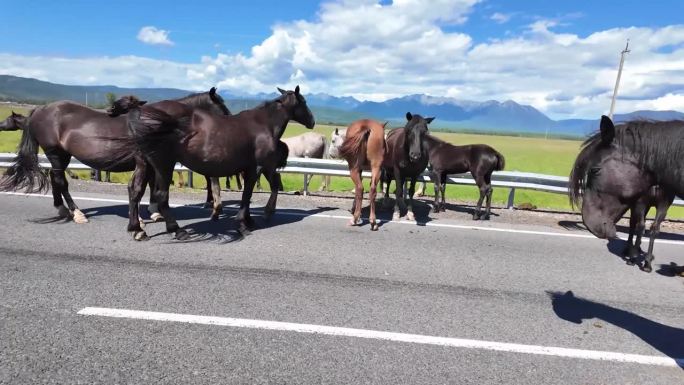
<box><xmin>382</xmin><ymin>112</ymin><xmax>433</xmax><ymax>221</ymax></box>
<box><xmin>424</xmin><ymin>135</ymin><xmax>505</xmax><ymax>220</ymax></box>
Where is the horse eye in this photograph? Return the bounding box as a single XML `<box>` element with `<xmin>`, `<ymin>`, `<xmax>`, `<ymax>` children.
<box><xmin>589</xmin><ymin>167</ymin><xmax>600</xmax><ymax>175</ymax></box>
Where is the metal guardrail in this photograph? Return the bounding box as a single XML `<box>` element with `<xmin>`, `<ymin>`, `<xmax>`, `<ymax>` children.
<box><xmin>1</xmin><ymin>153</ymin><xmax>683</xmax><ymax>209</ymax></box>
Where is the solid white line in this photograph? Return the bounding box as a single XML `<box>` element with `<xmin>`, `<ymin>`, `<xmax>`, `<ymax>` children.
<box><xmin>77</xmin><ymin>307</ymin><xmax>683</xmax><ymax>368</ymax></box>
<box><xmin>3</xmin><ymin>191</ymin><xmax>684</xmax><ymax>246</ymax></box>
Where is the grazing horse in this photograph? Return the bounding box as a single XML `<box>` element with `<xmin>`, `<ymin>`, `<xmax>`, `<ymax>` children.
<box><xmin>283</xmin><ymin>132</ymin><xmax>327</xmax><ymax>191</ymax></box>
<box><xmin>0</xmin><ymin>111</ymin><xmax>27</xmax><ymax>131</ymax></box>
<box><xmin>382</xmin><ymin>112</ymin><xmax>433</xmax><ymax>221</ymax></box>
<box><xmin>339</xmin><ymin>119</ymin><xmax>386</xmax><ymax>230</ymax></box>
<box><xmin>0</xmin><ymin>89</ymin><xmax>229</xmax><ymax>224</ymax></box>
<box><xmin>423</xmin><ymin>134</ymin><xmax>505</xmax><ymax>220</ymax></box>
<box><xmin>622</xmin><ymin>185</ymin><xmax>675</xmax><ymax>272</ymax></box>
<box><xmin>116</xmin><ymin>86</ymin><xmax>314</xmax><ymax>240</ymax></box>
<box><xmin>569</xmin><ymin>116</ymin><xmax>683</xmax><ymax>272</ymax></box>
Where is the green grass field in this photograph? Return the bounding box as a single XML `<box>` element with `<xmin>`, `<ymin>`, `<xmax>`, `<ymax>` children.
<box><xmin>1</xmin><ymin>106</ymin><xmax>681</xmax><ymax>218</ymax></box>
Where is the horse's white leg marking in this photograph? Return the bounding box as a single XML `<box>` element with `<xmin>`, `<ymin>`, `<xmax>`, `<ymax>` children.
<box><xmin>72</xmin><ymin>209</ymin><xmax>89</xmax><ymax>224</ymax></box>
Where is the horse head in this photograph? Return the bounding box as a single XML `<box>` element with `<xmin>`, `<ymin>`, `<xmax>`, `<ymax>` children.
<box><xmin>404</xmin><ymin>112</ymin><xmax>434</xmax><ymax>162</ymax></box>
<box><xmin>277</xmin><ymin>85</ymin><xmax>315</xmax><ymax>129</ymax></box>
<box><xmin>569</xmin><ymin>116</ymin><xmax>655</xmax><ymax>239</ymax></box>
<box><xmin>0</xmin><ymin>111</ymin><xmax>27</xmax><ymax>131</ymax></box>
<box><xmin>107</xmin><ymin>95</ymin><xmax>147</xmax><ymax>117</ymax></box>
<box><xmin>328</xmin><ymin>127</ymin><xmax>347</xmax><ymax>158</ymax></box>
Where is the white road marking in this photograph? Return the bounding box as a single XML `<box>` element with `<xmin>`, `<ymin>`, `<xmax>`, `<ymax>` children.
<box><xmin>3</xmin><ymin>191</ymin><xmax>684</xmax><ymax>246</ymax></box>
<box><xmin>78</xmin><ymin>307</ymin><xmax>683</xmax><ymax>368</ymax></box>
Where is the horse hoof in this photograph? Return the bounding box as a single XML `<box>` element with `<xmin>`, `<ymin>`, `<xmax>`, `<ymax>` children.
<box><xmin>472</xmin><ymin>214</ymin><xmax>481</xmax><ymax>221</ymax></box>
<box><xmin>239</xmin><ymin>226</ymin><xmax>252</xmax><ymax>237</ymax></box>
<box><xmin>625</xmin><ymin>259</ymin><xmax>635</xmax><ymax>266</ymax></box>
<box><xmin>150</xmin><ymin>213</ymin><xmax>164</xmax><ymax>222</ymax></box>
<box><xmin>392</xmin><ymin>212</ymin><xmax>400</xmax><ymax>221</ymax></box>
<box><xmin>73</xmin><ymin>209</ymin><xmax>89</xmax><ymax>224</ymax></box>
<box><xmin>133</xmin><ymin>231</ymin><xmax>149</xmax><ymax>241</ymax></box>
<box><xmin>483</xmin><ymin>214</ymin><xmax>490</xmax><ymax>221</ymax></box>
<box><xmin>175</xmin><ymin>230</ymin><xmax>190</xmax><ymax>241</ymax></box>
<box><xmin>57</xmin><ymin>205</ymin><xmax>70</xmax><ymax>219</ymax></box>
<box><xmin>641</xmin><ymin>265</ymin><xmax>653</xmax><ymax>273</ymax></box>
<box><xmin>210</xmin><ymin>213</ymin><xmax>219</xmax><ymax>221</ymax></box>
<box><xmin>406</xmin><ymin>212</ymin><xmax>415</xmax><ymax>221</ymax></box>
<box><xmin>371</xmin><ymin>222</ymin><xmax>379</xmax><ymax>231</ymax></box>
<box><xmin>432</xmin><ymin>207</ymin><xmax>440</xmax><ymax>214</ymax></box>
<box><xmin>348</xmin><ymin>217</ymin><xmax>360</xmax><ymax>226</ymax></box>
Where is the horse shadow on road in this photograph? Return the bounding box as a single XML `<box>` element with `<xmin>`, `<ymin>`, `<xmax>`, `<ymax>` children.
<box><xmin>548</xmin><ymin>290</ymin><xmax>684</xmax><ymax>369</ymax></box>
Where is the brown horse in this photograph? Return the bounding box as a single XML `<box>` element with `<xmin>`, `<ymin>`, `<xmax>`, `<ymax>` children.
<box><xmin>382</xmin><ymin>113</ymin><xmax>433</xmax><ymax>222</ymax></box>
<box><xmin>424</xmin><ymin>134</ymin><xmax>505</xmax><ymax>220</ymax></box>
<box><xmin>115</xmin><ymin>86</ymin><xmax>314</xmax><ymax>240</ymax></box>
<box><xmin>0</xmin><ymin>89</ymin><xmax>229</xmax><ymax>224</ymax></box>
<box><xmin>339</xmin><ymin>119</ymin><xmax>386</xmax><ymax>231</ymax></box>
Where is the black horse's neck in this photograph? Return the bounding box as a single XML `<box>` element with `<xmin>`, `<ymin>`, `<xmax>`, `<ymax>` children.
<box><xmin>264</xmin><ymin>101</ymin><xmax>290</xmax><ymax>140</ymax></box>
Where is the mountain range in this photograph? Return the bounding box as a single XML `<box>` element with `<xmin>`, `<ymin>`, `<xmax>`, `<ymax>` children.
<box><xmin>2</xmin><ymin>75</ymin><xmax>682</xmax><ymax>138</ymax></box>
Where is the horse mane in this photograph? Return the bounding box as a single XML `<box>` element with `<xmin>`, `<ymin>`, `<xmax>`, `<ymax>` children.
<box><xmin>569</xmin><ymin>119</ymin><xmax>684</xmax><ymax>208</ymax></box>
<box><xmin>174</xmin><ymin>91</ymin><xmax>231</xmax><ymax>114</ymax></box>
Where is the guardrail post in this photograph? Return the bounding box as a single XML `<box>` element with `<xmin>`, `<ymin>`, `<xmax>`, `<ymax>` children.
<box><xmin>507</xmin><ymin>188</ymin><xmax>515</xmax><ymax>210</ymax></box>
<box><xmin>187</xmin><ymin>171</ymin><xmax>193</xmax><ymax>188</ymax></box>
<box><xmin>303</xmin><ymin>174</ymin><xmax>309</xmax><ymax>196</ymax></box>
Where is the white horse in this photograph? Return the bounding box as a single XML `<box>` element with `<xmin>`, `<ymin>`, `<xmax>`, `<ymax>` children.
<box><xmin>282</xmin><ymin>132</ymin><xmax>327</xmax><ymax>192</ymax></box>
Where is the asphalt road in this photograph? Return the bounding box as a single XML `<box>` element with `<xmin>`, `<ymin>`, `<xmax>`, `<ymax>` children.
<box><xmin>0</xmin><ymin>188</ymin><xmax>683</xmax><ymax>384</ymax></box>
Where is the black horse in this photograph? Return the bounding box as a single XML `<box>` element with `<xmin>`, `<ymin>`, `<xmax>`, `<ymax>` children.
<box><xmin>114</xmin><ymin>86</ymin><xmax>314</xmax><ymax>240</ymax></box>
<box><xmin>423</xmin><ymin>134</ymin><xmax>505</xmax><ymax>220</ymax></box>
<box><xmin>569</xmin><ymin>116</ymin><xmax>682</xmax><ymax>272</ymax></box>
<box><xmin>0</xmin><ymin>89</ymin><xmax>229</xmax><ymax>224</ymax></box>
<box><xmin>0</xmin><ymin>111</ymin><xmax>27</xmax><ymax>131</ymax></box>
<box><xmin>382</xmin><ymin>112</ymin><xmax>433</xmax><ymax>221</ymax></box>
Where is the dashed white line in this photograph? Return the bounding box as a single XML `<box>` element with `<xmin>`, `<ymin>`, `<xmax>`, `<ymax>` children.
<box><xmin>77</xmin><ymin>307</ymin><xmax>683</xmax><ymax>368</ymax></box>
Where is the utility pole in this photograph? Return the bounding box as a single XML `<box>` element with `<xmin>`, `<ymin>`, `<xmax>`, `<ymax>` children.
<box><xmin>608</xmin><ymin>40</ymin><xmax>630</xmax><ymax>119</ymax></box>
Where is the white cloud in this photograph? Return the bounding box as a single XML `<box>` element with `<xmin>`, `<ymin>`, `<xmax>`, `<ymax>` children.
<box><xmin>137</xmin><ymin>26</ymin><xmax>174</xmax><ymax>46</ymax></box>
<box><xmin>490</xmin><ymin>12</ymin><xmax>511</xmax><ymax>24</ymax></box>
<box><xmin>1</xmin><ymin>1</ymin><xmax>684</xmax><ymax>119</ymax></box>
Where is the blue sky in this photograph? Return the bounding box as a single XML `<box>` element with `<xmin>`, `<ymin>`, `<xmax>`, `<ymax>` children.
<box><xmin>2</xmin><ymin>0</ymin><xmax>684</xmax><ymax>118</ymax></box>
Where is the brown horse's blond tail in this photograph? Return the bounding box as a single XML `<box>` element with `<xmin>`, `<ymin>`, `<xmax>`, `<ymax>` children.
<box><xmin>340</xmin><ymin>125</ymin><xmax>371</xmax><ymax>169</ymax></box>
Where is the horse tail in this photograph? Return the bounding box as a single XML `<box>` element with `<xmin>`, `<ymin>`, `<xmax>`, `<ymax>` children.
<box><xmin>340</xmin><ymin>124</ymin><xmax>371</xmax><ymax>169</ymax></box>
<box><xmin>0</xmin><ymin>113</ymin><xmax>49</xmax><ymax>193</ymax></box>
<box><xmin>494</xmin><ymin>150</ymin><xmax>505</xmax><ymax>171</ymax></box>
<box><xmin>276</xmin><ymin>140</ymin><xmax>289</xmax><ymax>169</ymax></box>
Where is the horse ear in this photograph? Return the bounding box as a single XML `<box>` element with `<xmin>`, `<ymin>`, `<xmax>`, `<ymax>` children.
<box><xmin>139</xmin><ymin>100</ymin><xmax>147</xmax><ymax>106</ymax></box>
<box><xmin>334</xmin><ymin>128</ymin><xmax>338</xmax><ymax>135</ymax></box>
<box><xmin>600</xmin><ymin>115</ymin><xmax>615</xmax><ymax>145</ymax></box>
<box><xmin>277</xmin><ymin>87</ymin><xmax>287</xmax><ymax>95</ymax></box>
<box><xmin>425</xmin><ymin>117</ymin><xmax>435</xmax><ymax>124</ymax></box>
<box><xmin>294</xmin><ymin>85</ymin><xmax>300</xmax><ymax>95</ymax></box>
<box><xmin>406</xmin><ymin>112</ymin><xmax>413</xmax><ymax>121</ymax></box>
<box><xmin>210</xmin><ymin>87</ymin><xmax>217</xmax><ymax>95</ymax></box>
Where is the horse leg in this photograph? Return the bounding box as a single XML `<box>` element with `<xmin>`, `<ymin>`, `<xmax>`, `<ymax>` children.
<box><xmin>642</xmin><ymin>204</ymin><xmax>668</xmax><ymax>273</ymax></box>
<box><xmin>210</xmin><ymin>177</ymin><xmax>222</xmax><ymax>221</ymax></box>
<box><xmin>263</xmin><ymin>168</ymin><xmax>280</xmax><ymax>221</ymax></box>
<box><xmin>623</xmin><ymin>206</ymin><xmax>641</xmax><ymax>265</ymax></box>
<box><xmin>482</xmin><ymin>173</ymin><xmax>493</xmax><ymax>220</ymax></box>
<box><xmin>127</xmin><ymin>160</ymin><xmax>151</xmax><ymax>241</ymax></box>
<box><xmin>406</xmin><ymin>178</ymin><xmax>417</xmax><ymax>221</ymax></box>
<box><xmin>440</xmin><ymin>172</ymin><xmax>447</xmax><ymax>212</ymax></box>
<box><xmin>46</xmin><ymin>151</ymin><xmax>87</xmax><ymax>223</ymax></box>
<box><xmin>432</xmin><ymin>171</ymin><xmax>441</xmax><ymax>213</ymax></box>
<box><xmin>147</xmin><ymin>175</ymin><xmax>163</xmax><ymax>222</ymax></box>
<box><xmin>392</xmin><ymin>169</ymin><xmax>404</xmax><ymax>220</ymax></box>
<box><xmin>236</xmin><ymin>168</ymin><xmax>258</xmax><ymax>236</ymax></box>
<box><xmin>104</xmin><ymin>171</ymin><xmax>111</xmax><ymax>183</ymax></box>
<box><xmin>48</xmin><ymin>168</ymin><xmax>68</xmax><ymax>219</ymax></box>
<box><xmin>237</xmin><ymin>173</ymin><xmax>243</xmax><ymax>191</ymax></box>
<box><xmin>369</xmin><ymin>166</ymin><xmax>381</xmax><ymax>231</ymax></box>
<box><xmin>152</xmin><ymin>162</ymin><xmax>188</xmax><ymax>240</ymax></box>
<box><xmin>203</xmin><ymin>175</ymin><xmax>214</xmax><ymax>208</ymax></box>
<box><xmin>348</xmin><ymin>168</ymin><xmax>363</xmax><ymax>226</ymax></box>
<box><xmin>473</xmin><ymin>174</ymin><xmax>487</xmax><ymax>220</ymax></box>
